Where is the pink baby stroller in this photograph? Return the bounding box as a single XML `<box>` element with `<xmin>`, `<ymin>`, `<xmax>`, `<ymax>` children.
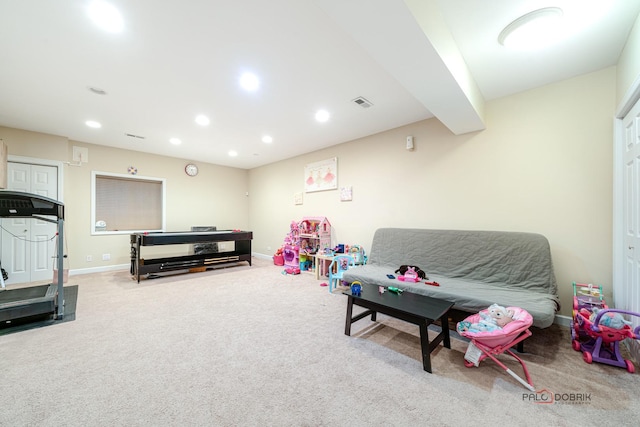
<box><xmin>457</xmin><ymin>306</ymin><xmax>535</xmax><ymax>391</ymax></box>
<box><xmin>572</xmin><ymin>307</ymin><xmax>640</xmax><ymax>373</ymax></box>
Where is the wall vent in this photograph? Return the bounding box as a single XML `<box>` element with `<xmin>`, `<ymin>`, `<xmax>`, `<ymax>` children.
<box><xmin>352</xmin><ymin>96</ymin><xmax>373</xmax><ymax>108</ymax></box>
<box><xmin>125</xmin><ymin>133</ymin><xmax>146</xmax><ymax>140</ymax></box>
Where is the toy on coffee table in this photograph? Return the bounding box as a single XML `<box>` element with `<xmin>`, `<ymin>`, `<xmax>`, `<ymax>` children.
<box><xmin>395</xmin><ymin>265</ymin><xmax>427</xmax><ymax>282</ymax></box>
<box><xmin>397</xmin><ymin>266</ymin><xmax>420</xmax><ymax>282</ymax></box>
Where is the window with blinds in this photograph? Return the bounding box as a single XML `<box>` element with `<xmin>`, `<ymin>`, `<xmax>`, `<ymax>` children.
<box><xmin>92</xmin><ymin>171</ymin><xmax>165</xmax><ymax>234</ymax></box>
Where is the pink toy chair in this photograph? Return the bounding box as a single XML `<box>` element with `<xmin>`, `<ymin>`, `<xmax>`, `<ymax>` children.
<box><xmin>457</xmin><ymin>306</ymin><xmax>535</xmax><ymax>391</ymax></box>
<box><xmin>328</xmin><ymin>255</ymin><xmax>355</xmax><ymax>293</ymax></box>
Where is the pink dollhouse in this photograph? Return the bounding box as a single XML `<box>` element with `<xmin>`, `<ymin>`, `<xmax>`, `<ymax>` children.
<box><xmin>283</xmin><ymin>216</ymin><xmax>331</xmax><ymax>269</ymax></box>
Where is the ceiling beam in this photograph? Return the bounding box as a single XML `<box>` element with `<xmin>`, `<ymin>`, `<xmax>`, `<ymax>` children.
<box><xmin>316</xmin><ymin>0</ymin><xmax>485</xmax><ymax>135</ymax></box>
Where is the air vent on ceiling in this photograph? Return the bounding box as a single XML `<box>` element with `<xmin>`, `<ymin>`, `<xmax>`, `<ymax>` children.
<box><xmin>125</xmin><ymin>133</ymin><xmax>146</xmax><ymax>140</ymax></box>
<box><xmin>352</xmin><ymin>96</ymin><xmax>373</xmax><ymax>108</ymax></box>
<box><xmin>88</xmin><ymin>86</ymin><xmax>107</xmax><ymax>95</ymax></box>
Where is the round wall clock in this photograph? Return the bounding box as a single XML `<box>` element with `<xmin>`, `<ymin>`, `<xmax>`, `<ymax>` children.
<box><xmin>185</xmin><ymin>163</ymin><xmax>198</xmax><ymax>176</ymax></box>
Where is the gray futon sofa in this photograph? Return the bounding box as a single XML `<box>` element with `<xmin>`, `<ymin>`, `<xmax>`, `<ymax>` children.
<box><xmin>341</xmin><ymin>228</ymin><xmax>560</xmax><ymax>328</ymax></box>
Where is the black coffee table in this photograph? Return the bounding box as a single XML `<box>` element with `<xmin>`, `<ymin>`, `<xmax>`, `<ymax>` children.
<box><xmin>344</xmin><ymin>283</ymin><xmax>454</xmax><ymax>373</ymax></box>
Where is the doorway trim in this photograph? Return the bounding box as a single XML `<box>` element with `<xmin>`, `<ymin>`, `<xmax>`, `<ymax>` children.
<box><xmin>613</xmin><ymin>74</ymin><xmax>640</xmax><ymax>364</ymax></box>
<box><xmin>7</xmin><ymin>155</ymin><xmax>64</xmax><ymax>202</ymax></box>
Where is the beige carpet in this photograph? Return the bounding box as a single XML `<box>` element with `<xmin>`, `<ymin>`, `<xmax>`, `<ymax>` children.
<box><xmin>1</xmin><ymin>257</ymin><xmax>639</xmax><ymax>426</ymax></box>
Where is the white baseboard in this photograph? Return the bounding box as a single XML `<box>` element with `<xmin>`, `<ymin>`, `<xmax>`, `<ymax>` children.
<box><xmin>70</xmin><ymin>264</ymin><xmax>130</xmax><ymax>276</ymax></box>
<box><xmin>554</xmin><ymin>314</ymin><xmax>572</xmax><ymax>328</ymax></box>
<box><xmin>252</xmin><ymin>252</ymin><xmax>273</xmax><ymax>261</ymax></box>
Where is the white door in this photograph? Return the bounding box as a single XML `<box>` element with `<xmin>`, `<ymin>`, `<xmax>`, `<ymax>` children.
<box><xmin>1</xmin><ymin>162</ymin><xmax>59</xmax><ymax>284</ymax></box>
<box><xmin>621</xmin><ymin>98</ymin><xmax>640</xmax><ymax>319</ymax></box>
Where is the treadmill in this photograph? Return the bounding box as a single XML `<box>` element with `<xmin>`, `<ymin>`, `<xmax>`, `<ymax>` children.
<box><xmin>0</xmin><ymin>191</ymin><xmax>65</xmax><ymax>322</ymax></box>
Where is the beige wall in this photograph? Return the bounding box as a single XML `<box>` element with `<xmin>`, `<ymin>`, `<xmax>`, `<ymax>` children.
<box><xmin>0</xmin><ymin>127</ymin><xmax>249</xmax><ymax>270</ymax></box>
<box><xmin>0</xmin><ymin>126</ymin><xmax>68</xmax><ymax>162</ymax></box>
<box><xmin>249</xmin><ymin>67</ymin><xmax>616</xmax><ymax>318</ymax></box>
<box><xmin>0</xmin><ymin>66</ymin><xmax>618</xmax><ymax>319</ymax></box>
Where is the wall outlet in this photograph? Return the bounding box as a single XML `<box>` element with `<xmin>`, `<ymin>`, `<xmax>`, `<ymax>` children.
<box><xmin>86</xmin><ymin>255</ymin><xmax>93</xmax><ymax>262</ymax></box>
<box><xmin>102</xmin><ymin>253</ymin><xmax>111</xmax><ymax>261</ymax></box>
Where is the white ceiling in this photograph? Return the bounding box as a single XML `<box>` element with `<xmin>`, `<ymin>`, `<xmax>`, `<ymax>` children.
<box><xmin>0</xmin><ymin>0</ymin><xmax>638</xmax><ymax>169</ymax></box>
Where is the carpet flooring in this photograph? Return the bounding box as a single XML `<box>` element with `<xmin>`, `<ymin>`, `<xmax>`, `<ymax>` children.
<box><xmin>1</xmin><ymin>258</ymin><xmax>639</xmax><ymax>426</ymax></box>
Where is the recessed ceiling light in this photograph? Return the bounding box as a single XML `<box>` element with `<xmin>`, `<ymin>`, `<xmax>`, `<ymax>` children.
<box><xmin>195</xmin><ymin>115</ymin><xmax>210</xmax><ymax>126</ymax></box>
<box><xmin>239</xmin><ymin>72</ymin><xmax>259</xmax><ymax>91</ymax></box>
<box><xmin>169</xmin><ymin>138</ymin><xmax>182</xmax><ymax>145</ymax></box>
<box><xmin>498</xmin><ymin>7</ymin><xmax>564</xmax><ymax>50</ymax></box>
<box><xmin>228</xmin><ymin>150</ymin><xmax>238</xmax><ymax>157</ymax></box>
<box><xmin>262</xmin><ymin>135</ymin><xmax>273</xmax><ymax>143</ymax></box>
<box><xmin>87</xmin><ymin>0</ymin><xmax>124</xmax><ymax>33</ymax></box>
<box><xmin>315</xmin><ymin>110</ymin><xmax>330</xmax><ymax>123</ymax></box>
<box><xmin>85</xmin><ymin>120</ymin><xmax>102</xmax><ymax>128</ymax></box>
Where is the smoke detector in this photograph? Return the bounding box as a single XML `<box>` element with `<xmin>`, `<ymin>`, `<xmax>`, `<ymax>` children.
<box><xmin>352</xmin><ymin>96</ymin><xmax>373</xmax><ymax>108</ymax></box>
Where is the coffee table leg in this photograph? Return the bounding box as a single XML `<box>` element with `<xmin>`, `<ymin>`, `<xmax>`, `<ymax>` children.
<box><xmin>345</xmin><ymin>296</ymin><xmax>354</xmax><ymax>336</ymax></box>
<box><xmin>442</xmin><ymin>314</ymin><xmax>451</xmax><ymax>349</ymax></box>
<box><xmin>419</xmin><ymin>322</ymin><xmax>432</xmax><ymax>373</ymax></box>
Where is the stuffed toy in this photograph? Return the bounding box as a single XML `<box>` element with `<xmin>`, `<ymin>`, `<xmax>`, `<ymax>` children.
<box><xmin>590</xmin><ymin>308</ymin><xmax>631</xmax><ymax>329</ymax></box>
<box><xmin>486</xmin><ymin>303</ymin><xmax>515</xmax><ymax>327</ymax></box>
<box><xmin>395</xmin><ymin>265</ymin><xmax>428</xmax><ymax>280</ymax></box>
<box><xmin>397</xmin><ymin>266</ymin><xmax>421</xmax><ymax>282</ymax></box>
<box><xmin>457</xmin><ymin>304</ymin><xmax>514</xmax><ymax>334</ymax></box>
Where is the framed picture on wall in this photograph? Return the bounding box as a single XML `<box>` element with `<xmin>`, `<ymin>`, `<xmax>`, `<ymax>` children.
<box><xmin>340</xmin><ymin>186</ymin><xmax>352</xmax><ymax>201</ymax></box>
<box><xmin>304</xmin><ymin>157</ymin><xmax>337</xmax><ymax>193</ymax></box>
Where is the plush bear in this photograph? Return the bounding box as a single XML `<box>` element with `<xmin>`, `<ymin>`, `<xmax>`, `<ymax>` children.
<box><xmin>487</xmin><ymin>303</ymin><xmax>515</xmax><ymax>328</ymax></box>
<box><xmin>457</xmin><ymin>304</ymin><xmax>515</xmax><ymax>334</ymax></box>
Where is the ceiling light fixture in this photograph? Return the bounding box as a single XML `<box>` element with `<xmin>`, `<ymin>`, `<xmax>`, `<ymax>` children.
<box><xmin>195</xmin><ymin>115</ymin><xmax>210</xmax><ymax>126</ymax></box>
<box><xmin>239</xmin><ymin>72</ymin><xmax>259</xmax><ymax>91</ymax></box>
<box><xmin>262</xmin><ymin>135</ymin><xmax>273</xmax><ymax>143</ymax></box>
<box><xmin>85</xmin><ymin>120</ymin><xmax>102</xmax><ymax>128</ymax></box>
<box><xmin>498</xmin><ymin>7</ymin><xmax>564</xmax><ymax>50</ymax></box>
<box><xmin>87</xmin><ymin>0</ymin><xmax>124</xmax><ymax>33</ymax></box>
<box><xmin>228</xmin><ymin>150</ymin><xmax>238</xmax><ymax>157</ymax></box>
<box><xmin>315</xmin><ymin>110</ymin><xmax>330</xmax><ymax>123</ymax></box>
<box><xmin>169</xmin><ymin>138</ymin><xmax>182</xmax><ymax>145</ymax></box>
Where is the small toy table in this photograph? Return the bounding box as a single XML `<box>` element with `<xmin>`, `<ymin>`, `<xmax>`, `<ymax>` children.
<box><xmin>313</xmin><ymin>254</ymin><xmax>334</xmax><ymax>280</ymax></box>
